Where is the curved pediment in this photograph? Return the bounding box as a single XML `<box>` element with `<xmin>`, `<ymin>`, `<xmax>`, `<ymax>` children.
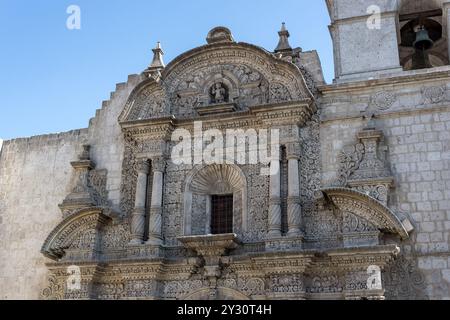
<box><xmin>119</xmin><ymin>30</ymin><xmax>314</xmax><ymax>123</ymax></box>
<box><xmin>119</xmin><ymin>81</ymin><xmax>169</xmax><ymax>122</ymax></box>
<box><xmin>320</xmin><ymin>188</ymin><xmax>410</xmax><ymax>240</ymax></box>
<box><xmin>41</xmin><ymin>207</ymin><xmax>111</xmax><ymax>261</ymax></box>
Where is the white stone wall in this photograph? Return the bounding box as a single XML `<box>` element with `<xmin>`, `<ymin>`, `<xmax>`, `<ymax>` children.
<box><xmin>320</xmin><ymin>72</ymin><xmax>450</xmax><ymax>299</ymax></box>
<box><xmin>0</xmin><ymin>130</ymin><xmax>87</xmax><ymax>299</ymax></box>
<box><xmin>328</xmin><ymin>0</ymin><xmax>402</xmax><ymax>82</ymax></box>
<box><xmin>87</xmin><ymin>74</ymin><xmax>141</xmax><ymax>211</ymax></box>
<box><xmin>0</xmin><ymin>73</ymin><xmax>141</xmax><ymax>299</ymax></box>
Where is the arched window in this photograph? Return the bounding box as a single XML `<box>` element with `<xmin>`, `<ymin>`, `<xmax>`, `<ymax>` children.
<box><xmin>183</xmin><ymin>164</ymin><xmax>247</xmax><ymax>236</ymax></box>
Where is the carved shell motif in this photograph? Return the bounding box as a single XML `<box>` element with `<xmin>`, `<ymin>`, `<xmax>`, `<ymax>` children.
<box><xmin>189</xmin><ymin>165</ymin><xmax>245</xmax><ymax>195</ymax></box>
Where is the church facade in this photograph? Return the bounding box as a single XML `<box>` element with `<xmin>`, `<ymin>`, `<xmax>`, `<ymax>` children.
<box><xmin>1</xmin><ymin>0</ymin><xmax>450</xmax><ymax>300</ymax></box>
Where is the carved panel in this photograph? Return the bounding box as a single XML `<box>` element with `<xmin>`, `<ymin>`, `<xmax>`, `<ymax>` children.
<box><xmin>88</xmin><ymin>169</ymin><xmax>109</xmax><ymax>207</ymax></box>
<box><xmin>421</xmin><ymin>85</ymin><xmax>447</xmax><ymax>105</ymax></box>
<box><xmin>383</xmin><ymin>253</ymin><xmax>427</xmax><ymax>300</ymax></box>
<box><xmin>126</xmin><ymin>85</ymin><xmax>169</xmax><ymax>121</ymax></box>
<box><xmin>41</xmin><ymin>274</ymin><xmax>64</xmax><ymax>300</ymax></box>
<box><xmin>270</xmin><ymin>274</ymin><xmax>304</xmax><ymax>294</ymax></box>
<box><xmin>335</xmin><ymin>143</ymin><xmax>365</xmax><ymax>187</ymax></box>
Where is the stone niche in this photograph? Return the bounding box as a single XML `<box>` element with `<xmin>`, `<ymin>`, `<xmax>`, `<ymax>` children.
<box><xmin>184</xmin><ymin>164</ymin><xmax>247</xmax><ymax>237</ymax></box>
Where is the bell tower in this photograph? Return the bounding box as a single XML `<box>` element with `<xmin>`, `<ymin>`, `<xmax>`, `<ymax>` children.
<box><xmin>327</xmin><ymin>0</ymin><xmax>450</xmax><ymax>83</ymax></box>
<box><xmin>398</xmin><ymin>0</ymin><xmax>450</xmax><ymax>71</ymax></box>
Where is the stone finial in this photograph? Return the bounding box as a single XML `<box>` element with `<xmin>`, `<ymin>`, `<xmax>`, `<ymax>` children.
<box><xmin>144</xmin><ymin>42</ymin><xmax>165</xmax><ymax>78</ymax></box>
<box><xmin>59</xmin><ymin>145</ymin><xmax>96</xmax><ymax>217</ymax></box>
<box><xmin>275</xmin><ymin>22</ymin><xmax>293</xmax><ymax>53</ymax></box>
<box><xmin>150</xmin><ymin>42</ymin><xmax>165</xmax><ymax>69</ymax></box>
<box><xmin>206</xmin><ymin>27</ymin><xmax>234</xmax><ymax>44</ymax></box>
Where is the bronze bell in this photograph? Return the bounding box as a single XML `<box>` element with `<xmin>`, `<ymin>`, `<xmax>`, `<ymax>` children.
<box><xmin>413</xmin><ymin>26</ymin><xmax>434</xmax><ymax>51</ymax></box>
<box><xmin>412</xmin><ymin>26</ymin><xmax>434</xmax><ymax>69</ymax></box>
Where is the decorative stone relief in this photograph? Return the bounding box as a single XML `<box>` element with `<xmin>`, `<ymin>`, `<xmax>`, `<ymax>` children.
<box><xmin>119</xmin><ymin>134</ymin><xmax>139</xmax><ymax>219</ymax></box>
<box><xmin>383</xmin><ymin>253</ymin><xmax>427</xmax><ymax>300</ymax></box>
<box><xmin>242</xmin><ymin>164</ymin><xmax>269</xmax><ymax>242</ymax></box>
<box><xmin>88</xmin><ymin>169</ymin><xmax>109</xmax><ymax>208</ymax></box>
<box><xmin>343</xmin><ymin>212</ymin><xmax>378</xmax><ymax>234</ymax></box>
<box><xmin>342</xmin><ymin>212</ymin><xmax>380</xmax><ymax>247</ymax></box>
<box><xmin>368</xmin><ymin>91</ymin><xmax>397</xmax><ymax>112</ymax></box>
<box><xmin>169</xmin><ymin>64</ymin><xmax>271</xmax><ymax>116</ymax></box>
<box><xmin>270</xmin><ymin>274</ymin><xmax>304</xmax><ymax>294</ymax></box>
<box><xmin>306</xmin><ymin>274</ymin><xmax>343</xmax><ymax>294</ymax></box>
<box><xmin>269</xmin><ymin>83</ymin><xmax>292</xmax><ymax>103</ymax></box>
<box><xmin>421</xmin><ymin>85</ymin><xmax>447</xmax><ymax>105</ymax></box>
<box><xmin>126</xmin><ymin>85</ymin><xmax>169</xmax><ymax>121</ymax></box>
<box><xmin>333</xmin><ymin>122</ymin><xmax>394</xmax><ymax>206</ymax></box>
<box><xmin>191</xmin><ymin>194</ymin><xmax>207</xmax><ymax>236</ymax></box>
<box><xmin>351</xmin><ymin>184</ymin><xmax>389</xmax><ymax>204</ymax></box>
<box><xmin>163</xmin><ymin>280</ymin><xmax>205</xmax><ymax>299</ymax></box>
<box><xmin>124</xmin><ymin>280</ymin><xmax>158</xmax><ymax>298</ymax></box>
<box><xmin>102</xmin><ymin>223</ymin><xmax>130</xmax><ymax>250</ymax></box>
<box><xmin>41</xmin><ymin>274</ymin><xmax>64</xmax><ymax>300</ymax></box>
<box><xmin>96</xmin><ymin>282</ymin><xmax>126</xmax><ymax>300</ymax></box>
<box><xmin>335</xmin><ymin>143</ymin><xmax>365</xmax><ymax>187</ymax></box>
<box><xmin>299</xmin><ymin>112</ymin><xmax>322</xmax><ymax>202</ymax></box>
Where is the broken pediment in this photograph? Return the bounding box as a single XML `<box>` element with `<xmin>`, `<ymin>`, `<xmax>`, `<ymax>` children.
<box><xmin>318</xmin><ymin>187</ymin><xmax>410</xmax><ymax>240</ymax></box>
<box><xmin>41</xmin><ymin>207</ymin><xmax>112</xmax><ymax>261</ymax></box>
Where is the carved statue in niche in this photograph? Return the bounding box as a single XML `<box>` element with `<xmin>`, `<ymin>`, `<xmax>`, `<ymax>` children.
<box><xmin>210</xmin><ymin>82</ymin><xmax>228</xmax><ymax>104</ymax></box>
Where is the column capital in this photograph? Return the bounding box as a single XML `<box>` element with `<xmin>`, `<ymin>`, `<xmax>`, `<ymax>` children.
<box><xmin>286</xmin><ymin>141</ymin><xmax>301</xmax><ymax>160</ymax></box>
<box><xmin>287</xmin><ymin>196</ymin><xmax>301</xmax><ymax>204</ymax></box>
<box><xmin>136</xmin><ymin>159</ymin><xmax>150</xmax><ymax>174</ymax></box>
<box><xmin>151</xmin><ymin>157</ymin><xmax>166</xmax><ymax>173</ymax></box>
<box><xmin>269</xmin><ymin>197</ymin><xmax>282</xmax><ymax>206</ymax></box>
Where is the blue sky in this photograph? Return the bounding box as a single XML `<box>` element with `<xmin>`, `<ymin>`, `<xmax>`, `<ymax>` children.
<box><xmin>0</xmin><ymin>0</ymin><xmax>333</xmax><ymax>140</ymax></box>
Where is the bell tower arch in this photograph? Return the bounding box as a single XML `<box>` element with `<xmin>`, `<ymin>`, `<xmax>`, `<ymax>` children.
<box><xmin>326</xmin><ymin>0</ymin><xmax>450</xmax><ymax>82</ymax></box>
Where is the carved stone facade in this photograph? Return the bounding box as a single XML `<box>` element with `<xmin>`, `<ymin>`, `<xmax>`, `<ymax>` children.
<box><xmin>1</xmin><ymin>17</ymin><xmax>449</xmax><ymax>300</ymax></box>
<box><xmin>33</xmin><ymin>26</ymin><xmax>416</xmax><ymax>301</ymax></box>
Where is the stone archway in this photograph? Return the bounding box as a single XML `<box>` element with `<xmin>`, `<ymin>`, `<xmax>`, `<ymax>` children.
<box><xmin>183</xmin><ymin>164</ymin><xmax>248</xmax><ymax>236</ymax></box>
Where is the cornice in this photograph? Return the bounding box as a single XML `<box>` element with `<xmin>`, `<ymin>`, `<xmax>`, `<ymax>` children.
<box><xmin>319</xmin><ymin>67</ymin><xmax>450</xmax><ymax>95</ymax></box>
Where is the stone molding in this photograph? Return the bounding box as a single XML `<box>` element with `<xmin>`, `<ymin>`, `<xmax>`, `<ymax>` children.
<box><xmin>41</xmin><ymin>244</ymin><xmax>399</xmax><ymax>300</ymax></box>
